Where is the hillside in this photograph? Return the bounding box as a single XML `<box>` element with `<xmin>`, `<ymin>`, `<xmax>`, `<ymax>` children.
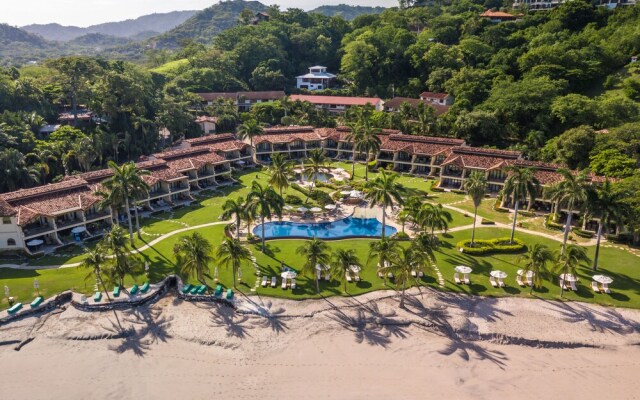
<box><xmin>68</xmin><ymin>33</ymin><xmax>132</xmax><ymax>47</ymax></box>
<box><xmin>22</xmin><ymin>10</ymin><xmax>197</xmax><ymax>41</ymax></box>
<box><xmin>0</xmin><ymin>23</ymin><xmax>49</xmax><ymax>47</ymax></box>
<box><xmin>150</xmin><ymin>0</ymin><xmax>267</xmax><ymax>49</ymax></box>
<box><xmin>0</xmin><ymin>24</ymin><xmax>58</xmax><ymax>65</ymax></box>
<box><xmin>309</xmin><ymin>4</ymin><xmax>387</xmax><ymax>20</ymax></box>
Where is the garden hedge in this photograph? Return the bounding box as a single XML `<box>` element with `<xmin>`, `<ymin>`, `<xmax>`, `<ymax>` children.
<box><xmin>456</xmin><ymin>237</ymin><xmax>526</xmax><ymax>255</ymax></box>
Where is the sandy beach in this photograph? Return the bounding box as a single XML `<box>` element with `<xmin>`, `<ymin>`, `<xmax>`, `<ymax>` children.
<box><xmin>0</xmin><ymin>289</ymin><xmax>639</xmax><ymax>399</ymax></box>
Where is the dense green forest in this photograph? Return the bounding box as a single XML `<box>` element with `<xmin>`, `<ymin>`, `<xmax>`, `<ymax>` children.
<box><xmin>0</xmin><ymin>1</ymin><xmax>639</xmax><ymax>222</ymax></box>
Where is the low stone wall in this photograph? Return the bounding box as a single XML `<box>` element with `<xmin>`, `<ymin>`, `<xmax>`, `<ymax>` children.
<box><xmin>0</xmin><ymin>291</ymin><xmax>72</xmax><ymax>327</ymax></box>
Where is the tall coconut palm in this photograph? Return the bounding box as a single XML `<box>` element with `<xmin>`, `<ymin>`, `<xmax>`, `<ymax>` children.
<box><xmin>247</xmin><ymin>181</ymin><xmax>284</xmax><ymax>252</ymax></box>
<box><xmin>554</xmin><ymin>244</ymin><xmax>590</xmax><ymax>297</ymax></box>
<box><xmin>517</xmin><ymin>243</ymin><xmax>555</xmax><ymax>294</ymax></box>
<box><xmin>296</xmin><ymin>238</ymin><xmax>331</xmax><ymax>293</ymax></box>
<box><xmin>367</xmin><ymin>237</ymin><xmax>401</xmax><ymax>281</ymax></box>
<box><xmin>268</xmin><ymin>153</ymin><xmax>293</xmax><ymax>197</ymax></box>
<box><xmin>464</xmin><ymin>171</ymin><xmax>487</xmax><ymax>246</ymax></box>
<box><xmin>379</xmin><ymin>245</ymin><xmax>431</xmax><ymax>308</ymax></box>
<box><xmin>357</xmin><ymin>122</ymin><xmax>382</xmax><ymax>182</ymax></box>
<box><xmin>364</xmin><ymin>169</ymin><xmax>405</xmax><ymax>239</ymax></box>
<box><xmin>303</xmin><ymin>148</ymin><xmax>328</xmax><ymax>203</ymax></box>
<box><xmin>80</xmin><ymin>247</ymin><xmax>113</xmax><ymax>302</ymax></box>
<box><xmin>344</xmin><ymin>122</ymin><xmax>364</xmax><ymax>179</ymax></box>
<box><xmin>236</xmin><ymin>119</ymin><xmax>263</xmax><ymax>161</ymax></box>
<box><xmin>503</xmin><ymin>166</ymin><xmax>540</xmax><ymax>244</ymax></box>
<box><xmin>97</xmin><ymin>161</ymin><xmax>150</xmax><ymax>245</ymax></box>
<box><xmin>101</xmin><ymin>225</ymin><xmax>141</xmax><ymax>287</ymax></box>
<box><xmin>220</xmin><ymin>196</ymin><xmax>246</xmax><ymax>239</ymax></box>
<box><xmin>545</xmin><ymin>169</ymin><xmax>589</xmax><ymax>255</ymax></box>
<box><xmin>216</xmin><ymin>237</ymin><xmax>251</xmax><ymax>289</ymax></box>
<box><xmin>589</xmin><ymin>180</ymin><xmax>627</xmax><ymax>271</ymax></box>
<box><xmin>174</xmin><ymin>232</ymin><xmax>213</xmax><ymax>287</ymax></box>
<box><xmin>330</xmin><ymin>248</ymin><xmax>362</xmax><ymax>294</ymax></box>
<box><xmin>417</xmin><ymin>203</ymin><xmax>453</xmax><ymax>237</ymax></box>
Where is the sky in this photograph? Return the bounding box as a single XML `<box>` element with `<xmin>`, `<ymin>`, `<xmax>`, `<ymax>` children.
<box><xmin>2</xmin><ymin>0</ymin><xmax>398</xmax><ymax>27</ymax></box>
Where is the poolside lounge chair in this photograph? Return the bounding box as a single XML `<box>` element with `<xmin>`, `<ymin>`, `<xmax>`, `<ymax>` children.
<box><xmin>354</xmin><ymin>273</ymin><xmax>361</xmax><ymax>282</ymax></box>
<box><xmin>346</xmin><ymin>272</ymin><xmax>352</xmax><ymax>283</ymax></box>
<box><xmin>271</xmin><ymin>277</ymin><xmax>276</xmax><ymax>288</ymax></box>
<box><xmin>602</xmin><ymin>282</ymin><xmax>611</xmax><ymax>294</ymax></box>
<box><xmin>261</xmin><ymin>276</ymin><xmax>268</xmax><ymax>287</ymax></box>
<box><xmin>140</xmin><ymin>282</ymin><xmax>150</xmax><ymax>294</ymax></box>
<box><xmin>463</xmin><ymin>275</ymin><xmax>470</xmax><ymax>285</ymax></box>
<box><xmin>214</xmin><ymin>284</ymin><xmax>223</xmax><ymax>297</ymax></box>
<box><xmin>291</xmin><ymin>279</ymin><xmax>297</xmax><ymax>289</ymax></box>
<box><xmin>93</xmin><ymin>291</ymin><xmax>102</xmax><ymax>302</ymax></box>
<box><xmin>7</xmin><ymin>303</ymin><xmax>22</xmax><ymax>315</ymax></box>
<box><xmin>516</xmin><ymin>275</ymin><xmax>525</xmax><ymax>287</ymax></box>
<box><xmin>130</xmin><ymin>284</ymin><xmax>139</xmax><ymax>295</ymax></box>
<box><xmin>454</xmin><ymin>273</ymin><xmax>461</xmax><ymax>285</ymax></box>
<box><xmin>182</xmin><ymin>284</ymin><xmax>193</xmax><ymax>294</ymax></box>
<box><xmin>569</xmin><ymin>281</ymin><xmax>578</xmax><ymax>291</ymax></box>
<box><xmin>113</xmin><ymin>286</ymin><xmax>121</xmax><ymax>297</ymax></box>
<box><xmin>591</xmin><ymin>281</ymin><xmax>601</xmax><ymax>293</ymax></box>
<box><xmin>489</xmin><ymin>276</ymin><xmax>498</xmax><ymax>288</ymax></box>
<box><xmin>526</xmin><ymin>276</ymin><xmax>534</xmax><ymax>287</ymax></box>
<box><xmin>226</xmin><ymin>289</ymin><xmax>234</xmax><ymax>300</ymax></box>
<box><xmin>282</xmin><ymin>278</ymin><xmax>287</xmax><ymax>289</ymax></box>
<box><xmin>30</xmin><ymin>296</ymin><xmax>44</xmax><ymax>308</ymax></box>
<box><xmin>498</xmin><ymin>278</ymin><xmax>505</xmax><ymax>288</ymax></box>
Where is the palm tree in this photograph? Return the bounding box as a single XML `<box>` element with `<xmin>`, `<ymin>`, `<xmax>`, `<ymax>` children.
<box><xmin>464</xmin><ymin>171</ymin><xmax>487</xmax><ymax>246</ymax></box>
<box><xmin>268</xmin><ymin>153</ymin><xmax>293</xmax><ymax>197</ymax></box>
<box><xmin>220</xmin><ymin>196</ymin><xmax>246</xmax><ymax>239</ymax></box>
<box><xmin>236</xmin><ymin>119</ymin><xmax>263</xmax><ymax>161</ymax></box>
<box><xmin>367</xmin><ymin>237</ymin><xmax>401</xmax><ymax>282</ymax></box>
<box><xmin>590</xmin><ymin>181</ymin><xmax>627</xmax><ymax>271</ymax></box>
<box><xmin>545</xmin><ymin>169</ymin><xmax>589</xmax><ymax>255</ymax></box>
<box><xmin>296</xmin><ymin>238</ymin><xmax>331</xmax><ymax>293</ymax></box>
<box><xmin>101</xmin><ymin>225</ymin><xmax>141</xmax><ymax>288</ymax></box>
<box><xmin>216</xmin><ymin>237</ymin><xmax>251</xmax><ymax>289</ymax></box>
<box><xmin>357</xmin><ymin>123</ymin><xmax>382</xmax><ymax>182</ymax></box>
<box><xmin>303</xmin><ymin>148</ymin><xmax>328</xmax><ymax>203</ymax></box>
<box><xmin>174</xmin><ymin>232</ymin><xmax>213</xmax><ymax>287</ymax></box>
<box><xmin>345</xmin><ymin>122</ymin><xmax>364</xmax><ymax>179</ymax></box>
<box><xmin>503</xmin><ymin>166</ymin><xmax>540</xmax><ymax>244</ymax></box>
<box><xmin>379</xmin><ymin>244</ymin><xmax>432</xmax><ymax>308</ymax></box>
<box><xmin>97</xmin><ymin>161</ymin><xmax>150</xmax><ymax>245</ymax></box>
<box><xmin>517</xmin><ymin>243</ymin><xmax>555</xmax><ymax>294</ymax></box>
<box><xmin>80</xmin><ymin>248</ymin><xmax>113</xmax><ymax>302</ymax></box>
<box><xmin>418</xmin><ymin>203</ymin><xmax>453</xmax><ymax>237</ymax></box>
<box><xmin>247</xmin><ymin>181</ymin><xmax>284</xmax><ymax>252</ymax></box>
<box><xmin>554</xmin><ymin>244</ymin><xmax>590</xmax><ymax>297</ymax></box>
<box><xmin>364</xmin><ymin>170</ymin><xmax>405</xmax><ymax>239</ymax></box>
<box><xmin>330</xmin><ymin>248</ymin><xmax>362</xmax><ymax>294</ymax></box>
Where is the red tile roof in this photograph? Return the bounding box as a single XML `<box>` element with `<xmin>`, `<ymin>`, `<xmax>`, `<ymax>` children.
<box><xmin>384</xmin><ymin>97</ymin><xmax>451</xmax><ymax>115</ymax></box>
<box><xmin>441</xmin><ymin>147</ymin><xmax>521</xmax><ymax>170</ymax></box>
<box><xmin>0</xmin><ymin>199</ymin><xmax>16</xmax><ymax>216</ymax></box>
<box><xmin>380</xmin><ymin>134</ymin><xmax>463</xmax><ymax>156</ymax></box>
<box><xmin>263</xmin><ymin>126</ymin><xmax>315</xmax><ymax>134</ymax></box>
<box><xmin>290</xmin><ymin>95</ymin><xmax>382</xmax><ymax>107</ymax></box>
<box><xmin>420</xmin><ymin>92</ymin><xmax>450</xmax><ymax>100</ymax></box>
<box><xmin>480</xmin><ymin>10</ymin><xmax>517</xmax><ymax>19</ymax></box>
<box><xmin>255</xmin><ymin>131</ymin><xmax>323</xmax><ymax>145</ymax></box>
<box><xmin>0</xmin><ymin>178</ymin><xmax>89</xmax><ymax>202</ymax></box>
<box><xmin>195</xmin><ymin>116</ymin><xmax>218</xmax><ymax>124</ymax></box>
<box><xmin>197</xmin><ymin>91</ymin><xmax>285</xmax><ymax>102</ymax></box>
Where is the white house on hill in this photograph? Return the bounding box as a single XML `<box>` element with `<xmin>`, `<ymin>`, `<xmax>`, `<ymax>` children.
<box><xmin>296</xmin><ymin>66</ymin><xmax>337</xmax><ymax>91</ymax></box>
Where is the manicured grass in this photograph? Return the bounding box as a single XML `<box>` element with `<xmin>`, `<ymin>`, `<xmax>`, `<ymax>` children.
<box><xmin>454</xmin><ymin>198</ymin><xmax>513</xmax><ymax>225</ymax></box>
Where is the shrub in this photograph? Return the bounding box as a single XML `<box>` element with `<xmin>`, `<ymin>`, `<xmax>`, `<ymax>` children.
<box><xmin>309</xmin><ymin>190</ymin><xmax>332</xmax><ymax>205</ymax></box>
<box><xmin>480</xmin><ymin>218</ymin><xmax>495</xmax><ymax>225</ymax></box>
<box><xmin>572</xmin><ymin>228</ymin><xmax>594</xmax><ymax>239</ymax></box>
<box><xmin>456</xmin><ymin>237</ymin><xmax>526</xmax><ymax>255</ymax></box>
<box><xmin>285</xmin><ymin>194</ymin><xmax>302</xmax><ymax>205</ymax></box>
<box><xmin>291</xmin><ymin>182</ymin><xmax>309</xmax><ymax>196</ymax></box>
<box><xmin>545</xmin><ymin>214</ymin><xmax>564</xmax><ymax>231</ymax></box>
<box><xmin>393</xmin><ymin>231</ymin><xmax>410</xmax><ymax>240</ymax></box>
<box><xmin>606</xmin><ymin>233</ymin><xmax>633</xmax><ymax>244</ymax></box>
<box><xmin>452</xmin><ymin>189</ymin><xmax>466</xmax><ymax>194</ymax></box>
<box><xmin>316</xmin><ymin>181</ymin><xmax>338</xmax><ymax>190</ymax></box>
<box><xmin>518</xmin><ymin>210</ymin><xmax>536</xmax><ymax>218</ymax></box>
<box><xmin>493</xmin><ymin>201</ymin><xmax>509</xmax><ymax>213</ymax></box>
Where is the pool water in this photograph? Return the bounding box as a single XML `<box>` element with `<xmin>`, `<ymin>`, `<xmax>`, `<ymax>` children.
<box><xmin>254</xmin><ymin>217</ymin><xmax>397</xmax><ymax>239</ymax></box>
<box><xmin>297</xmin><ymin>172</ymin><xmax>333</xmax><ymax>182</ymax></box>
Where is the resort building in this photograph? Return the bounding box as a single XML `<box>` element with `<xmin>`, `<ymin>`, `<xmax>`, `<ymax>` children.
<box><xmin>195</xmin><ymin>116</ymin><xmax>217</xmax><ymax>134</ymax></box>
<box><xmin>296</xmin><ymin>66</ymin><xmax>337</xmax><ymax>91</ymax></box>
<box><xmin>383</xmin><ymin>97</ymin><xmax>450</xmax><ymax>115</ymax></box>
<box><xmin>289</xmin><ymin>94</ymin><xmax>384</xmax><ymax>113</ymax></box>
<box><xmin>419</xmin><ymin>92</ymin><xmax>454</xmax><ymax>106</ymax></box>
<box><xmin>197</xmin><ymin>91</ymin><xmax>286</xmax><ymax>112</ymax></box>
<box><xmin>513</xmin><ymin>0</ymin><xmax>636</xmax><ymax>10</ymax></box>
<box><xmin>479</xmin><ymin>10</ymin><xmax>520</xmax><ymax>22</ymax></box>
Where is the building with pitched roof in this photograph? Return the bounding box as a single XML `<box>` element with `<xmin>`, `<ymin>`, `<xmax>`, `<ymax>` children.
<box><xmin>197</xmin><ymin>91</ymin><xmax>286</xmax><ymax>112</ymax></box>
<box><xmin>290</xmin><ymin>95</ymin><xmax>384</xmax><ymax>113</ymax></box>
<box><xmin>296</xmin><ymin>66</ymin><xmax>337</xmax><ymax>91</ymax></box>
<box><xmin>419</xmin><ymin>92</ymin><xmax>454</xmax><ymax>106</ymax></box>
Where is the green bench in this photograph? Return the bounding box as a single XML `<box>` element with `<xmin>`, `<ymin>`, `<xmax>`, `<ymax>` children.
<box><xmin>214</xmin><ymin>284</ymin><xmax>223</xmax><ymax>298</ymax></box>
<box><xmin>226</xmin><ymin>289</ymin><xmax>234</xmax><ymax>300</ymax></box>
<box><xmin>7</xmin><ymin>303</ymin><xmax>22</xmax><ymax>314</ymax></box>
<box><xmin>130</xmin><ymin>284</ymin><xmax>139</xmax><ymax>295</ymax></box>
<box><xmin>93</xmin><ymin>291</ymin><xmax>102</xmax><ymax>302</ymax></box>
<box><xmin>197</xmin><ymin>285</ymin><xmax>207</xmax><ymax>295</ymax></box>
<box><xmin>140</xmin><ymin>282</ymin><xmax>150</xmax><ymax>294</ymax></box>
<box><xmin>189</xmin><ymin>286</ymin><xmax>199</xmax><ymax>295</ymax></box>
<box><xmin>182</xmin><ymin>284</ymin><xmax>193</xmax><ymax>294</ymax></box>
<box><xmin>30</xmin><ymin>296</ymin><xmax>44</xmax><ymax>308</ymax></box>
<box><xmin>113</xmin><ymin>286</ymin><xmax>121</xmax><ymax>297</ymax></box>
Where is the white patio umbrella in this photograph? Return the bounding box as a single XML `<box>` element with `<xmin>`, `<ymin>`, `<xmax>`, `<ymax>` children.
<box><xmin>517</xmin><ymin>269</ymin><xmax>535</xmax><ymax>278</ymax></box>
<box><xmin>454</xmin><ymin>266</ymin><xmax>472</xmax><ymax>274</ymax></box>
<box><xmin>592</xmin><ymin>275</ymin><xmax>613</xmax><ymax>284</ymax></box>
<box><xmin>281</xmin><ymin>270</ymin><xmax>297</xmax><ymax>280</ymax></box>
<box><xmin>26</xmin><ymin>239</ymin><xmax>44</xmax><ymax>246</ymax></box>
<box><xmin>559</xmin><ymin>273</ymin><xmax>577</xmax><ymax>282</ymax></box>
<box><xmin>283</xmin><ymin>205</ymin><xmax>294</xmax><ymax>211</ymax></box>
<box><xmin>490</xmin><ymin>270</ymin><xmax>508</xmax><ymax>279</ymax></box>
<box><xmin>297</xmin><ymin>207</ymin><xmax>309</xmax><ymax>213</ymax></box>
<box><xmin>310</xmin><ymin>207</ymin><xmax>323</xmax><ymax>213</ymax></box>
<box><xmin>324</xmin><ymin>204</ymin><xmax>337</xmax><ymax>210</ymax></box>
<box><xmin>71</xmin><ymin>226</ymin><xmax>86</xmax><ymax>234</ymax></box>
<box><xmin>349</xmin><ymin>265</ymin><xmax>361</xmax><ymax>273</ymax></box>
<box><xmin>340</xmin><ymin>190</ymin><xmax>351</xmax><ymax>195</ymax></box>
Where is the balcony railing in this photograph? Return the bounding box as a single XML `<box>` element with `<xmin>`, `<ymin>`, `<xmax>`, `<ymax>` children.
<box><xmin>488</xmin><ymin>175</ymin><xmax>506</xmax><ymax>183</ymax></box>
<box><xmin>442</xmin><ymin>169</ymin><xmax>463</xmax><ymax>177</ymax></box>
<box><xmin>85</xmin><ymin>211</ymin><xmax>111</xmax><ymax>222</ymax></box>
<box><xmin>414</xmin><ymin>157</ymin><xmax>431</xmax><ymax>165</ymax></box>
<box><xmin>377</xmin><ymin>153</ymin><xmax>394</xmax><ymax>161</ymax></box>
<box><xmin>23</xmin><ymin>224</ymin><xmax>55</xmax><ymax>237</ymax></box>
<box><xmin>149</xmin><ymin>189</ymin><xmax>170</xmax><ymax>198</ymax></box>
<box><xmin>56</xmin><ymin>218</ymin><xmax>84</xmax><ymax>229</ymax></box>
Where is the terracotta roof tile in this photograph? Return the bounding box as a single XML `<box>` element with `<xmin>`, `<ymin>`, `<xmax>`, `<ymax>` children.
<box><xmin>420</xmin><ymin>92</ymin><xmax>450</xmax><ymax>100</ymax></box>
<box><xmin>0</xmin><ymin>199</ymin><xmax>17</xmax><ymax>216</ymax></box>
<box><xmin>290</xmin><ymin>95</ymin><xmax>382</xmax><ymax>107</ymax></box>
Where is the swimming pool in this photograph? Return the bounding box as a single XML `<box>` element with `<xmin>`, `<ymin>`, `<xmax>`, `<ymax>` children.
<box><xmin>254</xmin><ymin>217</ymin><xmax>397</xmax><ymax>239</ymax></box>
<box><xmin>296</xmin><ymin>172</ymin><xmax>333</xmax><ymax>182</ymax></box>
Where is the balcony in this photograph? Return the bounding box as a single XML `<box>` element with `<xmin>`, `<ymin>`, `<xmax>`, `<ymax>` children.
<box><xmin>442</xmin><ymin>169</ymin><xmax>463</xmax><ymax>178</ymax></box>
<box><xmin>197</xmin><ymin>171</ymin><xmax>215</xmax><ymax>179</ymax></box>
<box><xmin>170</xmin><ymin>184</ymin><xmax>190</xmax><ymax>193</ymax></box>
<box><xmin>85</xmin><ymin>211</ymin><xmax>111</xmax><ymax>222</ymax></box>
<box><xmin>324</xmin><ymin>142</ymin><xmax>338</xmax><ymax>149</ymax></box>
<box><xmin>414</xmin><ymin>157</ymin><xmax>431</xmax><ymax>165</ymax></box>
<box><xmin>149</xmin><ymin>189</ymin><xmax>170</xmax><ymax>199</ymax></box>
<box><xmin>273</xmin><ymin>145</ymin><xmax>288</xmax><ymax>152</ymax></box>
<box><xmin>256</xmin><ymin>146</ymin><xmax>272</xmax><ymax>153</ymax></box>
<box><xmin>55</xmin><ymin>218</ymin><xmax>84</xmax><ymax>229</ymax></box>
<box><xmin>377</xmin><ymin>153</ymin><xmax>394</xmax><ymax>161</ymax></box>
<box><xmin>488</xmin><ymin>175</ymin><xmax>506</xmax><ymax>183</ymax></box>
<box><xmin>23</xmin><ymin>224</ymin><xmax>55</xmax><ymax>238</ymax></box>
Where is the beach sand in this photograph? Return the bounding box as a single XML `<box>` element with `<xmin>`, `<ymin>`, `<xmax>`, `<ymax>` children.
<box><xmin>0</xmin><ymin>288</ymin><xmax>639</xmax><ymax>399</ymax></box>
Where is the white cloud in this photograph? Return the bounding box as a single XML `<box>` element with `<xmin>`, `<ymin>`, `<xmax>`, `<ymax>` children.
<box><xmin>1</xmin><ymin>0</ymin><xmax>397</xmax><ymax>27</ymax></box>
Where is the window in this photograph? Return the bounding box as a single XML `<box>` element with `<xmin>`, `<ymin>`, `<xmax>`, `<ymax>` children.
<box><xmin>2</xmin><ymin>217</ymin><xmax>10</xmax><ymax>224</ymax></box>
<box><xmin>7</xmin><ymin>238</ymin><xmax>16</xmax><ymax>246</ymax></box>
